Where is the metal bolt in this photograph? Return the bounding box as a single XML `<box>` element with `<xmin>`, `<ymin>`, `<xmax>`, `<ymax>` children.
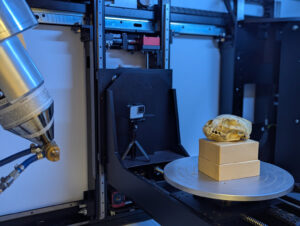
<box><xmin>78</xmin><ymin>208</ymin><xmax>87</xmax><ymax>216</ymax></box>
<box><xmin>235</xmin><ymin>87</ymin><xmax>240</xmax><ymax>92</ymax></box>
<box><xmin>264</xmin><ymin>118</ymin><xmax>269</xmax><ymax>126</ymax></box>
<box><xmin>292</xmin><ymin>25</ymin><xmax>299</xmax><ymax>31</ymax></box>
<box><xmin>295</xmin><ymin>119</ymin><xmax>300</xmax><ymax>124</ymax></box>
<box><xmin>237</xmin><ymin>56</ymin><xmax>241</xmax><ymax>61</ymax></box>
<box><xmin>112</xmin><ymin>74</ymin><xmax>118</xmax><ymax>81</ymax></box>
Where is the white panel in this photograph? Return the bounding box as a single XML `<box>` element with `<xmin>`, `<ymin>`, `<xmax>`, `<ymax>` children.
<box><xmin>243</xmin><ymin>84</ymin><xmax>256</xmax><ymax>122</ymax></box>
<box><xmin>245</xmin><ymin>3</ymin><xmax>264</xmax><ymax>17</ymax></box>
<box><xmin>280</xmin><ymin>0</ymin><xmax>300</xmax><ymax>17</ymax></box>
<box><xmin>171</xmin><ymin>36</ymin><xmax>220</xmax><ymax>156</ymax></box>
<box><xmin>0</xmin><ymin>25</ymin><xmax>87</xmax><ymax>215</ymax></box>
<box><xmin>106</xmin><ymin>49</ymin><xmax>145</xmax><ymax>68</ymax></box>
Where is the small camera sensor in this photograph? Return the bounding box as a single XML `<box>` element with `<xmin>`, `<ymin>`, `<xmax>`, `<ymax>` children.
<box><xmin>138</xmin><ymin>106</ymin><xmax>145</xmax><ymax>114</ymax></box>
<box><xmin>129</xmin><ymin>104</ymin><xmax>145</xmax><ymax>120</ymax></box>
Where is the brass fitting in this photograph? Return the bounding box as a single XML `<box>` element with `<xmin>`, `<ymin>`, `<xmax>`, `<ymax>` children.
<box><xmin>30</xmin><ymin>143</ymin><xmax>44</xmax><ymax>159</ymax></box>
<box><xmin>43</xmin><ymin>142</ymin><xmax>60</xmax><ymax>162</ymax></box>
<box><xmin>30</xmin><ymin>143</ymin><xmax>42</xmax><ymax>154</ymax></box>
<box><xmin>36</xmin><ymin>152</ymin><xmax>44</xmax><ymax>160</ymax></box>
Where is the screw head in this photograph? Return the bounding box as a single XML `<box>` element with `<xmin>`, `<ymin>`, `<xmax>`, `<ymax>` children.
<box><xmin>295</xmin><ymin>119</ymin><xmax>300</xmax><ymax>124</ymax></box>
<box><xmin>112</xmin><ymin>74</ymin><xmax>118</xmax><ymax>81</ymax></box>
<box><xmin>292</xmin><ymin>25</ymin><xmax>299</xmax><ymax>31</ymax></box>
<box><xmin>237</xmin><ymin>56</ymin><xmax>241</xmax><ymax>60</ymax></box>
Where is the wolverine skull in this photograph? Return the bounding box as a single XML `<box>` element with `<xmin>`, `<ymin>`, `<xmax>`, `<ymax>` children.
<box><xmin>203</xmin><ymin>114</ymin><xmax>252</xmax><ymax>142</ymax></box>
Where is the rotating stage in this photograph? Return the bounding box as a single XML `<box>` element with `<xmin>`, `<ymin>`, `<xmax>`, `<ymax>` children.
<box><xmin>164</xmin><ymin>156</ymin><xmax>294</xmax><ymax>201</ymax></box>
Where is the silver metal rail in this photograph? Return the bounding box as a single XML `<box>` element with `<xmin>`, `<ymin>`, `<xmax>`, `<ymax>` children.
<box><xmin>31</xmin><ymin>8</ymin><xmax>226</xmax><ymax>37</ymax></box>
<box><xmin>0</xmin><ymin>201</ymin><xmax>80</xmax><ymax>222</ymax></box>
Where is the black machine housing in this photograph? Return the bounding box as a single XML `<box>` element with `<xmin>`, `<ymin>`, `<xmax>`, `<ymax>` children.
<box><xmin>220</xmin><ymin>18</ymin><xmax>300</xmax><ymax>182</ymax></box>
<box><xmin>97</xmin><ymin>68</ymin><xmax>299</xmax><ymax>226</ymax></box>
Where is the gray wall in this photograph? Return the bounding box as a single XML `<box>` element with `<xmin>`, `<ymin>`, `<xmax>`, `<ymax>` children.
<box><xmin>171</xmin><ymin>36</ymin><xmax>220</xmax><ymax>156</ymax></box>
<box><xmin>281</xmin><ymin>0</ymin><xmax>300</xmax><ymax>17</ymax></box>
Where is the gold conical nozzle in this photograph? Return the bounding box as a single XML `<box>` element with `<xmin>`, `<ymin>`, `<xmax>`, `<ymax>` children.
<box><xmin>44</xmin><ymin>142</ymin><xmax>60</xmax><ymax>162</ymax></box>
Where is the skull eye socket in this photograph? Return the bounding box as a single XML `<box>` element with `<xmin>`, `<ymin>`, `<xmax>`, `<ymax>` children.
<box><xmin>207</xmin><ymin>120</ymin><xmax>213</xmax><ymax>125</ymax></box>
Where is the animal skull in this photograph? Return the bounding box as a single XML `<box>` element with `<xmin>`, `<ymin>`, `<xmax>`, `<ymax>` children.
<box><xmin>203</xmin><ymin>114</ymin><xmax>252</xmax><ymax>142</ymax></box>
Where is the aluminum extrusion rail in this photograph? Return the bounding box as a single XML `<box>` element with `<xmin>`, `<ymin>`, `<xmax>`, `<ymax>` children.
<box><xmin>31</xmin><ymin>7</ymin><xmax>226</xmax><ymax>37</ymax></box>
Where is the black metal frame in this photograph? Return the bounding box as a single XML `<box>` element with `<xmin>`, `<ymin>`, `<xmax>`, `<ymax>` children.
<box><xmin>97</xmin><ymin>68</ymin><xmax>296</xmax><ymax>226</ymax></box>
<box><xmin>220</xmin><ymin>18</ymin><xmax>300</xmax><ymax>182</ymax></box>
<box><xmin>2</xmin><ymin>0</ymin><xmax>300</xmax><ymax>225</ymax></box>
<box><xmin>100</xmin><ymin>69</ymin><xmax>207</xmax><ymax>226</ymax></box>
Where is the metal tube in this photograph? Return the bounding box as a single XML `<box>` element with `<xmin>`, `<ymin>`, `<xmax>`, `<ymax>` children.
<box><xmin>0</xmin><ymin>36</ymin><xmax>43</xmax><ymax>102</ymax></box>
<box><xmin>0</xmin><ymin>0</ymin><xmax>59</xmax><ymax>161</ymax></box>
<box><xmin>0</xmin><ymin>0</ymin><xmax>38</xmax><ymax>42</ymax></box>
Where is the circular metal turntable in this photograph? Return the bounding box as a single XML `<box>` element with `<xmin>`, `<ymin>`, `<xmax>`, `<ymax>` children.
<box><xmin>164</xmin><ymin>156</ymin><xmax>294</xmax><ymax>201</ymax></box>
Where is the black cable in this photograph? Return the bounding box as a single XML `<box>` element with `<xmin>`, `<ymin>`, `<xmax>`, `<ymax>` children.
<box><xmin>0</xmin><ymin>148</ymin><xmax>32</xmax><ymax>167</ymax></box>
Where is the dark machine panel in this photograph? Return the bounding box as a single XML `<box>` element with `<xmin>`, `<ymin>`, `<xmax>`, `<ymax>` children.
<box><xmin>221</xmin><ymin>22</ymin><xmax>282</xmax><ymax>163</ymax></box>
<box><xmin>99</xmin><ymin>68</ymin><xmax>292</xmax><ymax>226</ymax></box>
<box><xmin>98</xmin><ymin>69</ymin><xmax>188</xmax><ymax>168</ymax></box>
<box><xmin>275</xmin><ymin>22</ymin><xmax>300</xmax><ymax>182</ymax></box>
<box><xmin>100</xmin><ymin>69</ymin><xmax>211</xmax><ymax>226</ymax></box>
<box><xmin>220</xmin><ymin>19</ymin><xmax>300</xmax><ymax>182</ymax></box>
